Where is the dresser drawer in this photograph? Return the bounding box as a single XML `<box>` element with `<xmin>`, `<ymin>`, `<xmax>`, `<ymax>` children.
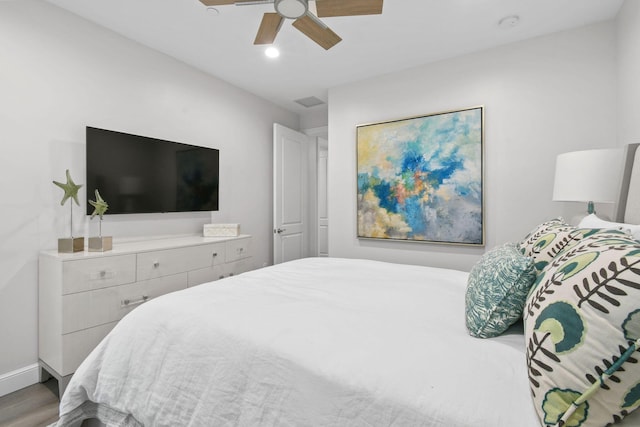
<box><xmin>189</xmin><ymin>257</ymin><xmax>253</xmax><ymax>285</ymax></box>
<box><xmin>137</xmin><ymin>243</ymin><xmax>224</xmax><ymax>281</ymax></box>
<box><xmin>224</xmin><ymin>258</ymin><xmax>253</xmax><ymax>277</ymax></box>
<box><xmin>187</xmin><ymin>265</ymin><xmax>225</xmax><ymax>287</ymax></box>
<box><xmin>60</xmin><ymin>322</ymin><xmax>117</xmax><ymax>376</ymax></box>
<box><xmin>62</xmin><ymin>255</ymin><xmax>137</xmax><ymax>295</ymax></box>
<box><xmin>62</xmin><ymin>272</ymin><xmax>188</xmax><ymax>334</ymax></box>
<box><xmin>225</xmin><ymin>238</ymin><xmax>251</xmax><ymax>262</ymax></box>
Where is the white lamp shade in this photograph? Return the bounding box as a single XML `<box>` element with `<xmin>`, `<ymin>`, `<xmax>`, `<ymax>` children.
<box><xmin>552</xmin><ymin>149</ymin><xmax>622</xmax><ymax>203</ymax></box>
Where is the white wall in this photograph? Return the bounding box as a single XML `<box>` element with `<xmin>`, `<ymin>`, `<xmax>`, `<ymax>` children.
<box><xmin>328</xmin><ymin>21</ymin><xmax>618</xmax><ymax>271</ymax></box>
<box><xmin>0</xmin><ymin>1</ymin><xmax>298</xmax><ymax>390</ymax></box>
<box><xmin>300</xmin><ymin>106</ymin><xmax>329</xmax><ymax>130</ymax></box>
<box><xmin>617</xmin><ymin>0</ymin><xmax>640</xmax><ymax>145</ymax></box>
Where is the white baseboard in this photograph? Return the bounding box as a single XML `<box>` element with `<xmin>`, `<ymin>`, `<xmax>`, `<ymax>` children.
<box><xmin>0</xmin><ymin>364</ymin><xmax>40</xmax><ymax>397</ymax></box>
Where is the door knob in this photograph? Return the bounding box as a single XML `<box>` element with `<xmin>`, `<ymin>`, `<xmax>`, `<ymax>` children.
<box><xmin>274</xmin><ymin>228</ymin><xmax>286</xmax><ymax>234</ymax></box>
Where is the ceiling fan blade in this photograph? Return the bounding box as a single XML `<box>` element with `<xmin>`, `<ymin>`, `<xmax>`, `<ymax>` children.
<box><xmin>315</xmin><ymin>0</ymin><xmax>383</xmax><ymax>18</ymax></box>
<box><xmin>292</xmin><ymin>14</ymin><xmax>342</xmax><ymax>50</ymax></box>
<box><xmin>199</xmin><ymin>0</ymin><xmax>272</xmax><ymax>5</ymax></box>
<box><xmin>236</xmin><ymin>0</ymin><xmax>274</xmax><ymax>5</ymax></box>
<box><xmin>254</xmin><ymin>13</ymin><xmax>284</xmax><ymax>45</ymax></box>
<box><xmin>199</xmin><ymin>0</ymin><xmax>236</xmax><ymax>5</ymax></box>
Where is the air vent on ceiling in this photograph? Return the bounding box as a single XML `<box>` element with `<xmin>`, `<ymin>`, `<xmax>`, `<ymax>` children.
<box><xmin>294</xmin><ymin>96</ymin><xmax>326</xmax><ymax>108</ymax></box>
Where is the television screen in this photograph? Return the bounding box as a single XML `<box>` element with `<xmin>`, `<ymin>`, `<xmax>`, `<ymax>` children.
<box><xmin>86</xmin><ymin>127</ymin><xmax>219</xmax><ymax>215</ymax></box>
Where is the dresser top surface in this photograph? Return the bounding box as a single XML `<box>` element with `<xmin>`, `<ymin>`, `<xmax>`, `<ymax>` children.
<box><xmin>41</xmin><ymin>234</ymin><xmax>251</xmax><ymax>260</ymax></box>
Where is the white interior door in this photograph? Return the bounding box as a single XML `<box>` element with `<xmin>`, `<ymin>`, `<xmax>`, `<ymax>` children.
<box><xmin>274</xmin><ymin>124</ymin><xmax>310</xmax><ymax>264</ymax></box>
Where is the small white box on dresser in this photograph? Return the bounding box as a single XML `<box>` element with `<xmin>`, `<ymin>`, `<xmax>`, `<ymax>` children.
<box><xmin>203</xmin><ymin>223</ymin><xmax>240</xmax><ymax>237</ymax></box>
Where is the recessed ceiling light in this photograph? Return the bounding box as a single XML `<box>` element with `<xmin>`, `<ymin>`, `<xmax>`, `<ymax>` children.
<box><xmin>206</xmin><ymin>6</ymin><xmax>219</xmax><ymax>15</ymax></box>
<box><xmin>265</xmin><ymin>47</ymin><xmax>280</xmax><ymax>58</ymax></box>
<box><xmin>498</xmin><ymin>15</ymin><xmax>520</xmax><ymax>29</ymax></box>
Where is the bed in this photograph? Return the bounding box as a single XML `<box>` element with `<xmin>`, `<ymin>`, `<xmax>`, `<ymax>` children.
<box><xmin>53</xmin><ymin>144</ymin><xmax>640</xmax><ymax>427</ymax></box>
<box><xmin>54</xmin><ymin>257</ymin><xmax>539</xmax><ymax>426</ymax></box>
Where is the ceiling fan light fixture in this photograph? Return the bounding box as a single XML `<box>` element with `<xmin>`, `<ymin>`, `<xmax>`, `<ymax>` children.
<box><xmin>275</xmin><ymin>0</ymin><xmax>308</xmax><ymax>19</ymax></box>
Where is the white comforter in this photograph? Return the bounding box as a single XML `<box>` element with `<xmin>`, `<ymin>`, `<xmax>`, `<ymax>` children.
<box><xmin>56</xmin><ymin>257</ymin><xmax>540</xmax><ymax>426</ymax></box>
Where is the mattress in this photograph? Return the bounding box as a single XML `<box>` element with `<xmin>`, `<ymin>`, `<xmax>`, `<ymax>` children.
<box><xmin>55</xmin><ymin>257</ymin><xmax>540</xmax><ymax>426</ymax></box>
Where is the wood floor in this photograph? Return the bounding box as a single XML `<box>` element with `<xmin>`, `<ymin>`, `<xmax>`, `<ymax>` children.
<box><xmin>0</xmin><ymin>380</ymin><xmax>59</xmax><ymax>427</ymax></box>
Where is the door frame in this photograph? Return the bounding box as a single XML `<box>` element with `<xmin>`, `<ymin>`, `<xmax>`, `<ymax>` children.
<box><xmin>272</xmin><ymin>124</ymin><xmax>327</xmax><ymax>264</ymax></box>
<box><xmin>303</xmin><ymin>126</ymin><xmax>328</xmax><ymax>258</ymax></box>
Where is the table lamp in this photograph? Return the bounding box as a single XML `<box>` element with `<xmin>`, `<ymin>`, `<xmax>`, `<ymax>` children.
<box><xmin>552</xmin><ymin>149</ymin><xmax>622</xmax><ymax>214</ymax></box>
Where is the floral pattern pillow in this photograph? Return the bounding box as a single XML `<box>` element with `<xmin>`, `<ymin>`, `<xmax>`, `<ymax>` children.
<box><xmin>524</xmin><ymin>231</ymin><xmax>640</xmax><ymax>426</ymax></box>
<box><xmin>519</xmin><ymin>218</ymin><xmax>580</xmax><ymax>274</ymax></box>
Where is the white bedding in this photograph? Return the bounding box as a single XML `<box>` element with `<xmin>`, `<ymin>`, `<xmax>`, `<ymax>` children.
<box><xmin>55</xmin><ymin>257</ymin><xmax>540</xmax><ymax>427</ymax></box>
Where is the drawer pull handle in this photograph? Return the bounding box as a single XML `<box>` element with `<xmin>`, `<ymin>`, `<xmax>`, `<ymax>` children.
<box><xmin>122</xmin><ymin>295</ymin><xmax>149</xmax><ymax>307</ymax></box>
<box><xmin>212</xmin><ymin>252</ymin><xmax>218</xmax><ymax>258</ymax></box>
<box><xmin>93</xmin><ymin>270</ymin><xmax>114</xmax><ymax>280</ymax></box>
<box><xmin>153</xmin><ymin>261</ymin><xmax>160</xmax><ymax>268</ymax></box>
<box><xmin>219</xmin><ymin>275</ymin><xmax>225</xmax><ymax>279</ymax></box>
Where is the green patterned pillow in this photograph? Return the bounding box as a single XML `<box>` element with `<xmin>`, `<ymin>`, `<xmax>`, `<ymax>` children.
<box><xmin>520</xmin><ymin>218</ymin><xmax>580</xmax><ymax>274</ymax></box>
<box><xmin>524</xmin><ymin>232</ymin><xmax>640</xmax><ymax>426</ymax></box>
<box><xmin>550</xmin><ymin>228</ymin><xmax>632</xmax><ymax>262</ymax></box>
<box><xmin>465</xmin><ymin>243</ymin><xmax>537</xmax><ymax>338</ymax></box>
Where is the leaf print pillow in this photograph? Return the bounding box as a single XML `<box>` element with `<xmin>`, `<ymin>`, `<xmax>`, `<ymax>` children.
<box><xmin>523</xmin><ymin>231</ymin><xmax>640</xmax><ymax>427</ymax></box>
<box><xmin>465</xmin><ymin>242</ymin><xmax>536</xmax><ymax>338</ymax></box>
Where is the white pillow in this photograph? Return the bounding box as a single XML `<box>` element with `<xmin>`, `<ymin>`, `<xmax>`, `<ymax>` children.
<box><xmin>578</xmin><ymin>213</ymin><xmax>640</xmax><ymax>240</ymax></box>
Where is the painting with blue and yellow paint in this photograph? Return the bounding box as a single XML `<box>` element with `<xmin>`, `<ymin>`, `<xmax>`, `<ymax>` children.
<box><xmin>356</xmin><ymin>106</ymin><xmax>484</xmax><ymax>245</ymax></box>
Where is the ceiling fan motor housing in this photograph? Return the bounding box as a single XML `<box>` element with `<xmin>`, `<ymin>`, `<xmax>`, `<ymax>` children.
<box><xmin>275</xmin><ymin>0</ymin><xmax>308</xmax><ymax>19</ymax></box>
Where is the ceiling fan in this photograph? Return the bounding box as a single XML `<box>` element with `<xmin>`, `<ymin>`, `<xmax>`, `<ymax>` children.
<box><xmin>198</xmin><ymin>0</ymin><xmax>383</xmax><ymax>50</ymax></box>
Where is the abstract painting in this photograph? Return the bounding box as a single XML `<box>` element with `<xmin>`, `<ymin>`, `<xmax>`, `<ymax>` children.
<box><xmin>357</xmin><ymin>106</ymin><xmax>484</xmax><ymax>245</ymax></box>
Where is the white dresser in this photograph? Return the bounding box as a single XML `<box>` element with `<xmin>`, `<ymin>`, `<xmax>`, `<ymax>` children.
<box><xmin>38</xmin><ymin>234</ymin><xmax>252</xmax><ymax>395</ymax></box>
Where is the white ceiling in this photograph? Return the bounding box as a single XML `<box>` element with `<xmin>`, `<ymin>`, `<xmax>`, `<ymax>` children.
<box><xmin>45</xmin><ymin>0</ymin><xmax>623</xmax><ymax>117</ymax></box>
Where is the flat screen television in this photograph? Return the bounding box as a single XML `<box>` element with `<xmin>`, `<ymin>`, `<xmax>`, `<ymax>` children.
<box><xmin>86</xmin><ymin>127</ymin><xmax>219</xmax><ymax>215</ymax></box>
